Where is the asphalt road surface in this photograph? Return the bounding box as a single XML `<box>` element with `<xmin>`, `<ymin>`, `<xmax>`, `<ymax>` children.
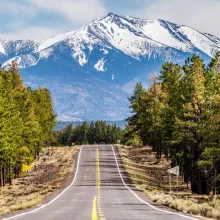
<box><xmin>5</xmin><ymin>145</ymin><xmax>198</xmax><ymax>220</ymax></box>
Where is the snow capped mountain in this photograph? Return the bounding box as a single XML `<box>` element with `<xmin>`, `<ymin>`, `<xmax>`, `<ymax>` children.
<box><xmin>0</xmin><ymin>43</ymin><xmax>5</xmax><ymax>54</ymax></box>
<box><xmin>0</xmin><ymin>13</ymin><xmax>219</xmax><ymax>121</ymax></box>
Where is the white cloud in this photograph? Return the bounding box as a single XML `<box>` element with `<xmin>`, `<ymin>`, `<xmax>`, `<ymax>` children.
<box><xmin>28</xmin><ymin>0</ymin><xmax>106</xmax><ymax>26</ymax></box>
<box><xmin>129</xmin><ymin>0</ymin><xmax>220</xmax><ymax>37</ymax></box>
<box><xmin>0</xmin><ymin>1</ymin><xmax>37</xmax><ymax>18</ymax></box>
<box><xmin>0</xmin><ymin>0</ymin><xmax>106</xmax><ymax>40</ymax></box>
<box><xmin>0</xmin><ymin>27</ymin><xmax>62</xmax><ymax>40</ymax></box>
<box><xmin>1</xmin><ymin>0</ymin><xmax>220</xmax><ymax>40</ymax></box>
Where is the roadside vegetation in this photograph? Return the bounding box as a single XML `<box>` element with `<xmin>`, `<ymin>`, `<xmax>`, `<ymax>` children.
<box><xmin>118</xmin><ymin>145</ymin><xmax>220</xmax><ymax>219</ymax></box>
<box><xmin>0</xmin><ymin>62</ymin><xmax>56</xmax><ymax>187</ymax></box>
<box><xmin>147</xmin><ymin>192</ymin><xmax>220</xmax><ymax>219</ymax></box>
<box><xmin>123</xmin><ymin>53</ymin><xmax>220</xmax><ymax>195</ymax></box>
<box><xmin>0</xmin><ymin>146</ymin><xmax>79</xmax><ymax>217</ymax></box>
<box><xmin>57</xmin><ymin>121</ymin><xmax>123</xmax><ymax>145</ymax></box>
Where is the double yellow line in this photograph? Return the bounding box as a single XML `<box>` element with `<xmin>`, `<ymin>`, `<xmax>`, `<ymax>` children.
<box><xmin>92</xmin><ymin>147</ymin><xmax>106</xmax><ymax>220</ymax></box>
<box><xmin>96</xmin><ymin>148</ymin><xmax>100</xmax><ymax>191</ymax></box>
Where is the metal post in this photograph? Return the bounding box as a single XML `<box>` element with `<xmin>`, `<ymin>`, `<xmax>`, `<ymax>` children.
<box><xmin>48</xmin><ymin>171</ymin><xmax>51</xmax><ymax>181</ymax></box>
<box><xmin>176</xmin><ymin>166</ymin><xmax>178</xmax><ymax>193</ymax></box>
<box><xmin>169</xmin><ymin>171</ymin><xmax>172</xmax><ymax>194</ymax></box>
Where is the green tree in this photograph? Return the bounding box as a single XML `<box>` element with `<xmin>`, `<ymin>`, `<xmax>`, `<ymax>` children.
<box><xmin>33</xmin><ymin>88</ymin><xmax>56</xmax><ymax>156</ymax></box>
<box><xmin>0</xmin><ymin>63</ymin><xmax>56</xmax><ymax>186</ymax></box>
<box><xmin>125</xmin><ymin>54</ymin><xmax>220</xmax><ymax>194</ymax></box>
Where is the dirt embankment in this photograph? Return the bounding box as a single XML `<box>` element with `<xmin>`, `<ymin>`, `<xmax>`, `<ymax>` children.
<box><xmin>0</xmin><ymin>146</ymin><xmax>79</xmax><ymax>219</ymax></box>
<box><xmin>118</xmin><ymin>145</ymin><xmax>220</xmax><ymax>220</ymax></box>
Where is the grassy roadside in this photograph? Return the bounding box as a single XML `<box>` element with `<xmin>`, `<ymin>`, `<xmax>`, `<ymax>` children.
<box><xmin>0</xmin><ymin>146</ymin><xmax>79</xmax><ymax>218</ymax></box>
<box><xmin>117</xmin><ymin>145</ymin><xmax>220</xmax><ymax>220</ymax></box>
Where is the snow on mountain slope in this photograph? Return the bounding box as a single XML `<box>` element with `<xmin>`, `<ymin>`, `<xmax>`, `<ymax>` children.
<box><xmin>179</xmin><ymin>26</ymin><xmax>219</xmax><ymax>57</ymax></box>
<box><xmin>133</xmin><ymin>19</ymin><xmax>191</xmax><ymax>51</ymax></box>
<box><xmin>87</xmin><ymin>13</ymin><xmax>220</xmax><ymax>59</ymax></box>
<box><xmin>2</xmin><ymin>54</ymin><xmax>38</xmax><ymax>69</ymax></box>
<box><xmin>94</xmin><ymin>58</ymin><xmax>106</xmax><ymax>71</ymax></box>
<box><xmin>204</xmin><ymin>33</ymin><xmax>220</xmax><ymax>47</ymax></box>
<box><xmin>88</xmin><ymin>14</ymin><xmax>166</xmax><ymax>60</ymax></box>
<box><xmin>39</xmin><ymin>47</ymin><xmax>54</xmax><ymax>59</ymax></box>
<box><xmin>118</xmin><ymin>15</ymin><xmax>220</xmax><ymax>57</ymax></box>
<box><xmin>0</xmin><ymin>43</ymin><xmax>5</xmax><ymax>54</ymax></box>
<box><xmin>37</xmin><ymin>31</ymin><xmax>75</xmax><ymax>52</ymax></box>
<box><xmin>0</xmin><ymin>40</ymin><xmax>40</xmax><ymax>66</ymax></box>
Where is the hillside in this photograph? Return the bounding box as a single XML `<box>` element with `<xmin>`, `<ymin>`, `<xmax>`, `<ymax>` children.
<box><xmin>1</xmin><ymin>13</ymin><xmax>220</xmax><ymax>121</ymax></box>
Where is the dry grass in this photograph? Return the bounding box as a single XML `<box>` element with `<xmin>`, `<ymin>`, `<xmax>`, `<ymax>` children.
<box><xmin>118</xmin><ymin>145</ymin><xmax>190</xmax><ymax>193</ymax></box>
<box><xmin>10</xmin><ymin>196</ymin><xmax>44</xmax><ymax>211</ymax></box>
<box><xmin>118</xmin><ymin>145</ymin><xmax>220</xmax><ymax>220</ymax></box>
<box><xmin>0</xmin><ymin>146</ymin><xmax>79</xmax><ymax>217</ymax></box>
<box><xmin>146</xmin><ymin>191</ymin><xmax>220</xmax><ymax>219</ymax></box>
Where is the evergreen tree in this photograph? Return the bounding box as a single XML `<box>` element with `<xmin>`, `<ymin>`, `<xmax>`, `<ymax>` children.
<box><xmin>0</xmin><ymin>63</ymin><xmax>56</xmax><ymax>186</ymax></box>
<box><xmin>57</xmin><ymin>121</ymin><xmax>122</xmax><ymax>145</ymax></box>
<box><xmin>33</xmin><ymin>88</ymin><xmax>56</xmax><ymax>156</ymax></box>
<box><xmin>125</xmin><ymin>54</ymin><xmax>220</xmax><ymax>194</ymax></box>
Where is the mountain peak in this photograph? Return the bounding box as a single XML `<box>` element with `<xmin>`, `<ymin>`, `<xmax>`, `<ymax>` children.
<box><xmin>106</xmin><ymin>12</ymin><xmax>118</xmax><ymax>17</ymax></box>
<box><xmin>104</xmin><ymin>12</ymin><xmax>125</xmax><ymax>20</ymax></box>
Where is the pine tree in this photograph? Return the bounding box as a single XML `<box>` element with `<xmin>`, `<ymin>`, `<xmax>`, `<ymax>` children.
<box><xmin>0</xmin><ymin>69</ymin><xmax>23</xmax><ymax>185</ymax></box>
<box><xmin>197</xmin><ymin>52</ymin><xmax>220</xmax><ymax>194</ymax></box>
<box><xmin>33</xmin><ymin>88</ymin><xmax>56</xmax><ymax>156</ymax></box>
<box><xmin>173</xmin><ymin>55</ymin><xmax>206</xmax><ymax>193</ymax></box>
<box><xmin>127</xmin><ymin>82</ymin><xmax>148</xmax><ymax>145</ymax></box>
<box><xmin>125</xmin><ymin>54</ymin><xmax>220</xmax><ymax>194</ymax></box>
<box><xmin>87</xmin><ymin>122</ymin><xmax>94</xmax><ymax>144</ymax></box>
<box><xmin>0</xmin><ymin>64</ymin><xmax>56</xmax><ymax>186</ymax></box>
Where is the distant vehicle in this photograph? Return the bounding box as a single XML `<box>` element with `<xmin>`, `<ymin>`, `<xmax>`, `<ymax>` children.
<box><xmin>100</xmin><ymin>142</ymin><xmax>105</xmax><ymax>144</ymax></box>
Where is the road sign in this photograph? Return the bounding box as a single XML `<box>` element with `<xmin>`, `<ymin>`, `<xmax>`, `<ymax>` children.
<box><xmin>167</xmin><ymin>166</ymin><xmax>179</xmax><ymax>175</ymax></box>
<box><xmin>167</xmin><ymin>166</ymin><xmax>180</xmax><ymax>193</ymax></box>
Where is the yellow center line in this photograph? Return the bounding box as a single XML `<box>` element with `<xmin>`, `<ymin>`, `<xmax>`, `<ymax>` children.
<box><xmin>92</xmin><ymin>147</ymin><xmax>106</xmax><ymax>220</ymax></box>
<box><xmin>92</xmin><ymin>196</ymin><xmax>98</xmax><ymax>220</ymax></box>
<box><xmin>97</xmin><ymin>148</ymin><xmax>100</xmax><ymax>192</ymax></box>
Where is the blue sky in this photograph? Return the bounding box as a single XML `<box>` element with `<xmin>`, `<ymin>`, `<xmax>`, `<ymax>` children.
<box><xmin>0</xmin><ymin>0</ymin><xmax>219</xmax><ymax>40</ymax></box>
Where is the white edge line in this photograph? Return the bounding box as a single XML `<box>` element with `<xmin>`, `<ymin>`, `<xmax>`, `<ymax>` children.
<box><xmin>3</xmin><ymin>146</ymin><xmax>83</xmax><ymax>220</ymax></box>
<box><xmin>111</xmin><ymin>145</ymin><xmax>199</xmax><ymax>220</ymax></box>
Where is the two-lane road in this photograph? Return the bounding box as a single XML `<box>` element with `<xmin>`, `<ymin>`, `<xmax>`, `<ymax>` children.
<box><xmin>4</xmin><ymin>145</ymin><xmax>198</xmax><ymax>220</ymax></box>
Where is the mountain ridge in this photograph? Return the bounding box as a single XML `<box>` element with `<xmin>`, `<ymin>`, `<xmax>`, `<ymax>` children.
<box><xmin>0</xmin><ymin>13</ymin><xmax>219</xmax><ymax>121</ymax></box>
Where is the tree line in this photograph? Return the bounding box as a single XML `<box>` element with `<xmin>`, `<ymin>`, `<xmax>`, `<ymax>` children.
<box><xmin>124</xmin><ymin>53</ymin><xmax>220</xmax><ymax>195</ymax></box>
<box><xmin>0</xmin><ymin>62</ymin><xmax>56</xmax><ymax>186</ymax></box>
<box><xmin>57</xmin><ymin>121</ymin><xmax>122</xmax><ymax>145</ymax></box>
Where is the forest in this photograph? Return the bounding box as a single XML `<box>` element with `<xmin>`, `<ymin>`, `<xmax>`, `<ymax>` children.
<box><xmin>124</xmin><ymin>53</ymin><xmax>220</xmax><ymax>195</ymax></box>
<box><xmin>57</xmin><ymin>121</ymin><xmax>122</xmax><ymax>145</ymax></box>
<box><xmin>0</xmin><ymin>62</ymin><xmax>56</xmax><ymax>187</ymax></box>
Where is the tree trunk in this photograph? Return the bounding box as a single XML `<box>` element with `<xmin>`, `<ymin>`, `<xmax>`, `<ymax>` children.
<box><xmin>0</xmin><ymin>166</ymin><xmax>3</xmax><ymax>187</ymax></box>
<box><xmin>3</xmin><ymin>167</ymin><xmax>5</xmax><ymax>186</ymax></box>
